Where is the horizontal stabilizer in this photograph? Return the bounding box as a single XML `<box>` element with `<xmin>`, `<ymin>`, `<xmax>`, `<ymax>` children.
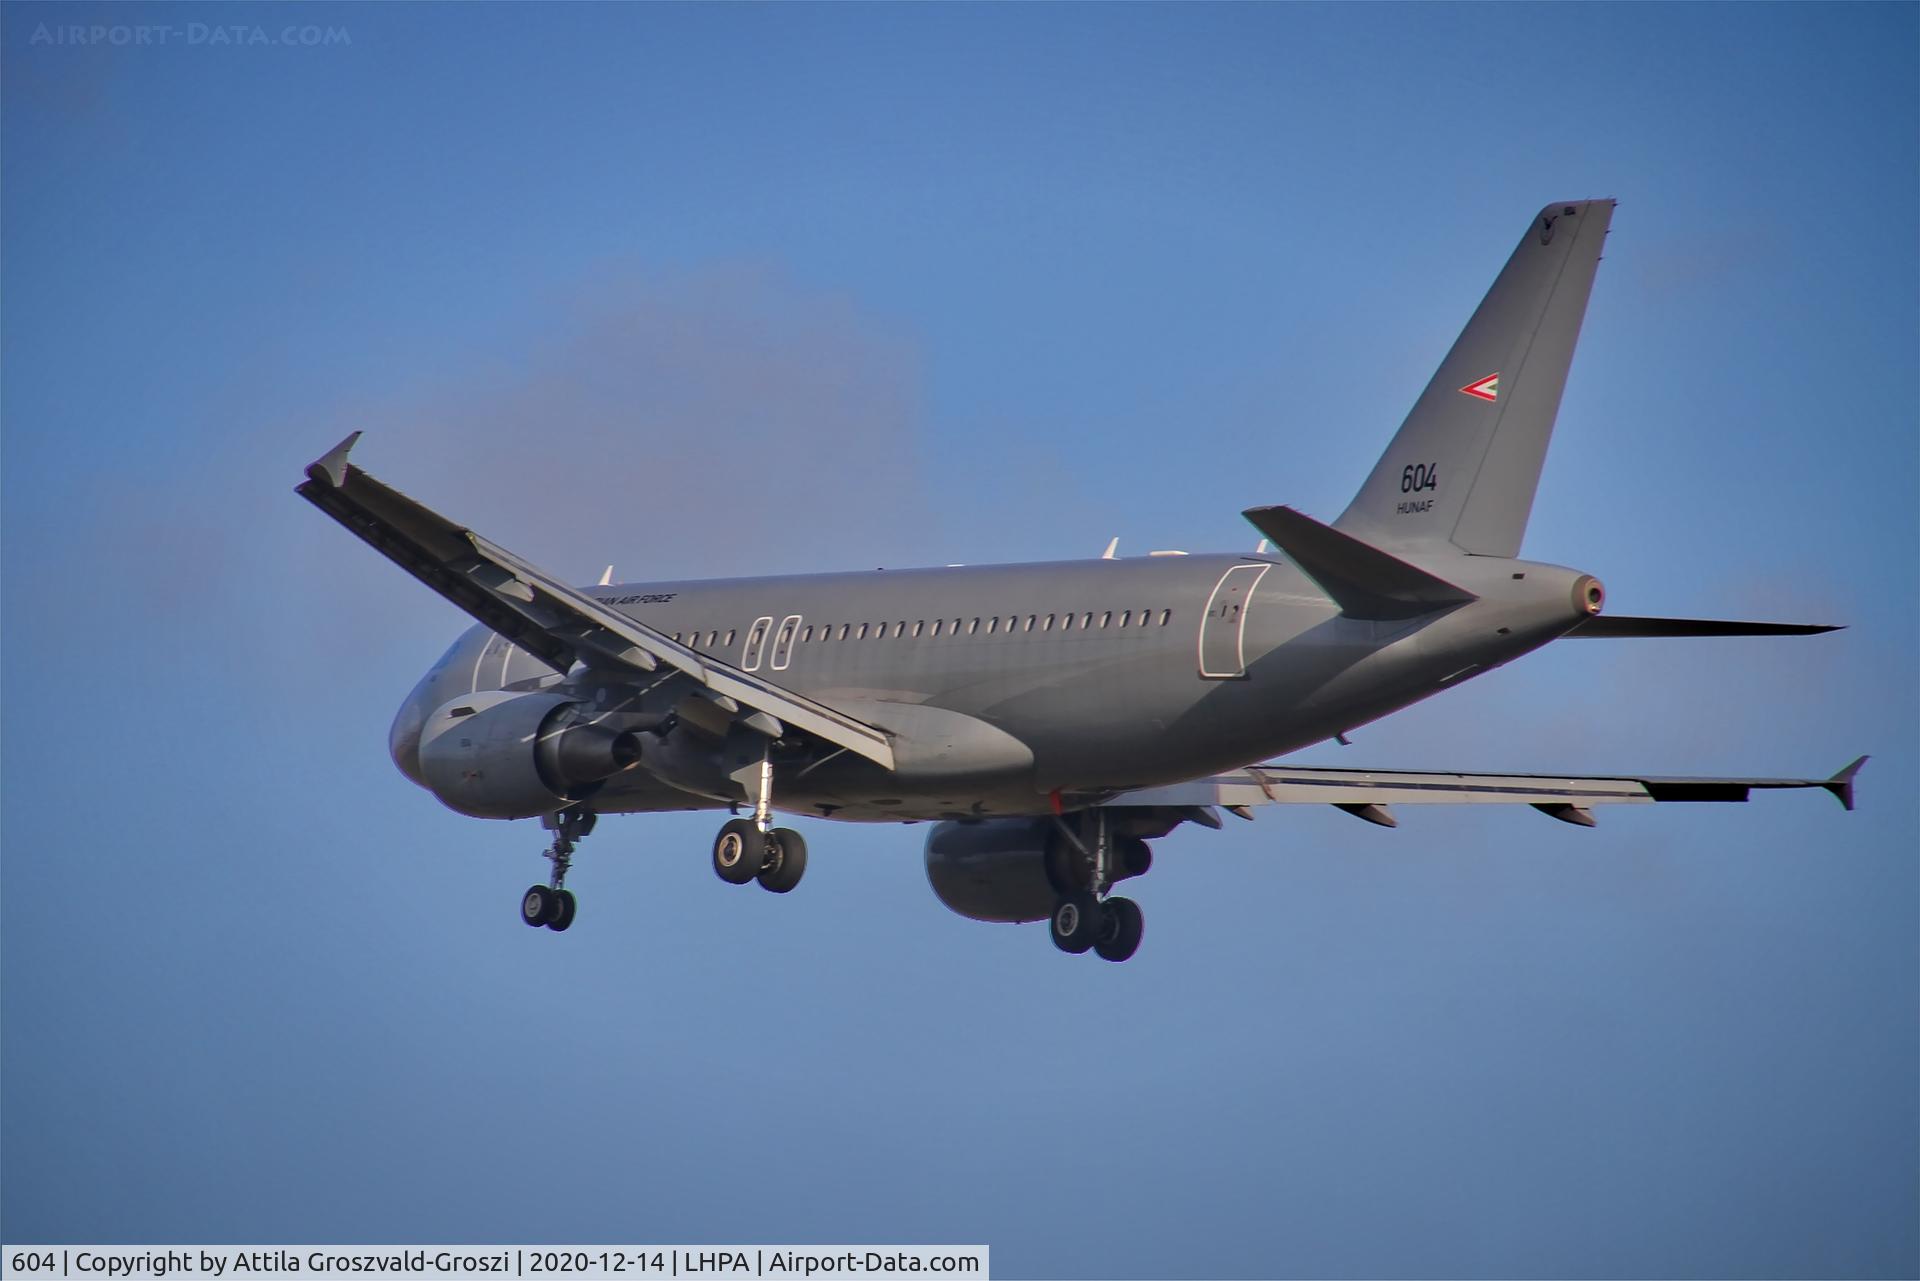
<box><xmin>1243</xmin><ymin>505</ymin><xmax>1477</xmax><ymax>620</ymax></box>
<box><xmin>1567</xmin><ymin>615</ymin><xmax>1842</xmax><ymax>638</ymax></box>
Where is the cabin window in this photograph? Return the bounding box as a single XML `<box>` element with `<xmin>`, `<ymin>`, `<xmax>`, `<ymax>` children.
<box><xmin>986</xmin><ymin>617</ymin><xmax>998</xmax><ymax>634</ymax></box>
<box><xmin>672</xmin><ymin>632</ymin><xmax>683</xmax><ymax>643</ymax></box>
<box><xmin>802</xmin><ymin>626</ymin><xmax>814</xmax><ymax>642</ymax></box>
<box><xmin>1101</xmin><ymin>612</ymin><xmax>1112</xmax><ymax>629</ymax></box>
<box><xmin>931</xmin><ymin>619</ymin><xmax>943</xmax><ymax>637</ymax></box>
<box><xmin>1042</xmin><ymin>614</ymin><xmax>1054</xmax><ymax>631</ymax></box>
<box><xmin>856</xmin><ymin>624</ymin><xmax>868</xmax><ymax>640</ymax></box>
<box><xmin>1060</xmin><ymin>613</ymin><xmax>1073</xmax><ymax>631</ymax></box>
<box><xmin>1120</xmin><ymin>611</ymin><xmax>1132</xmax><ymax>627</ymax></box>
<box><xmin>912</xmin><ymin>621</ymin><xmax>924</xmax><ymax>638</ymax></box>
<box><xmin>725</xmin><ymin>630</ymin><xmax>737</xmax><ymax>646</ymax></box>
<box><xmin>1159</xmin><ymin>609</ymin><xmax>1171</xmax><ymax>626</ymax></box>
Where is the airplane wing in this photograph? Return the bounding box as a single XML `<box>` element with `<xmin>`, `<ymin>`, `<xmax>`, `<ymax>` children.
<box><xmin>295</xmin><ymin>433</ymin><xmax>897</xmax><ymax>769</ymax></box>
<box><xmin>1110</xmin><ymin>757</ymin><xmax>1866</xmax><ymax>826</ymax></box>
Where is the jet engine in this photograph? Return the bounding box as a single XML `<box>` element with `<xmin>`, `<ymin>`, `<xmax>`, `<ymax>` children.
<box><xmin>923</xmin><ymin>817</ymin><xmax>1151</xmax><ymax>923</ymax></box>
<box><xmin>416</xmin><ymin>690</ymin><xmax>642</xmax><ymax>819</ymax></box>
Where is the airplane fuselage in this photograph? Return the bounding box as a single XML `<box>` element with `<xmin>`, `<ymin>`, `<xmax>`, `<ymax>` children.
<box><xmin>389</xmin><ymin>550</ymin><xmax>1598</xmax><ymax>822</ymax></box>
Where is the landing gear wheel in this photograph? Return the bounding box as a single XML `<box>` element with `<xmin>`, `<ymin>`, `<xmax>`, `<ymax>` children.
<box><xmin>1094</xmin><ymin>896</ymin><xmax>1144</xmax><ymax>963</ymax></box>
<box><xmin>713</xmin><ymin>818</ymin><xmax>768</xmax><ymax>885</ymax></box>
<box><xmin>521</xmin><ymin>884</ymin><xmax>559</xmax><ymax>928</ymax></box>
<box><xmin>758</xmin><ymin>828</ymin><xmax>808</xmax><ymax>894</ymax></box>
<box><xmin>526</xmin><ymin>809</ymin><xmax>591</xmax><ymax>933</ymax></box>
<box><xmin>1049</xmin><ymin>893</ymin><xmax>1103</xmax><ymax>954</ymax></box>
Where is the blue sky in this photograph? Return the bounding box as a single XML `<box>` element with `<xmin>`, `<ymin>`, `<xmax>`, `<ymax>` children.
<box><xmin>3</xmin><ymin>4</ymin><xmax>1915</xmax><ymax>1277</ymax></box>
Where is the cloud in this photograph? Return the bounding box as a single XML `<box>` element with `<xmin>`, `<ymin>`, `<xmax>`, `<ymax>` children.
<box><xmin>335</xmin><ymin>260</ymin><xmax>934</xmax><ymax>582</ymax></box>
<box><xmin>7</xmin><ymin>258</ymin><xmax>935</xmax><ymax>695</ymax></box>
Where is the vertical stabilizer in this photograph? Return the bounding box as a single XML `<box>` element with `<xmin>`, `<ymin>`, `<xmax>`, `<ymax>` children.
<box><xmin>1335</xmin><ymin>199</ymin><xmax>1614</xmax><ymax>557</ymax></box>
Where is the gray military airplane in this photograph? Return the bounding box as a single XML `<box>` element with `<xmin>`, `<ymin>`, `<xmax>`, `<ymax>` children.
<box><xmin>300</xmin><ymin>199</ymin><xmax>1861</xmax><ymax>961</ymax></box>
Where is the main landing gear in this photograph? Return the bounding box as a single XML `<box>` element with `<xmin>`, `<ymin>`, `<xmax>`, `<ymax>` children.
<box><xmin>1049</xmin><ymin>892</ymin><xmax>1144</xmax><ymax>962</ymax></box>
<box><xmin>1049</xmin><ymin>810</ymin><xmax>1146</xmax><ymax>963</ymax></box>
<box><xmin>710</xmin><ymin>743</ymin><xmax>808</xmax><ymax>893</ymax></box>
<box><xmin>521</xmin><ymin>808</ymin><xmax>591</xmax><ymax>931</ymax></box>
<box><xmin>712</xmin><ymin>819</ymin><xmax>809</xmax><ymax>893</ymax></box>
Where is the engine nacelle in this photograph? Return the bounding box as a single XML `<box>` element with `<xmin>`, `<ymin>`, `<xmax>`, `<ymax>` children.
<box><xmin>417</xmin><ymin>690</ymin><xmax>640</xmax><ymax>819</ymax></box>
<box><xmin>924</xmin><ymin>818</ymin><xmax>1150</xmax><ymax>923</ymax></box>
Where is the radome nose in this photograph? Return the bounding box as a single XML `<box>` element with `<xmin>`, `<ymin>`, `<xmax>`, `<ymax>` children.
<box><xmin>388</xmin><ymin>693</ymin><xmax>427</xmax><ymax>787</ymax></box>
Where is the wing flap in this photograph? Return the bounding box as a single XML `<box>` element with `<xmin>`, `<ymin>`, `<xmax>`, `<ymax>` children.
<box><xmin>1111</xmin><ymin>760</ymin><xmax>1863</xmax><ymax>815</ymax></box>
<box><xmin>296</xmin><ymin>434</ymin><xmax>897</xmax><ymax>769</ymax></box>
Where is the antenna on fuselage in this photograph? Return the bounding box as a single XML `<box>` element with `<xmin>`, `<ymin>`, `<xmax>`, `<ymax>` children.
<box><xmin>1255</xmin><ymin>539</ymin><xmax>1271</xmax><ymax>554</ymax></box>
<box><xmin>1100</xmin><ymin>538</ymin><xmax>1119</xmax><ymax>560</ymax></box>
<box><xmin>597</xmin><ymin>565</ymin><xmax>614</xmax><ymax>586</ymax></box>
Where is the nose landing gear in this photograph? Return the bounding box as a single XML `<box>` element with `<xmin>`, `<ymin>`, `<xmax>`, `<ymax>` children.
<box><xmin>521</xmin><ymin>808</ymin><xmax>592</xmax><ymax>932</ymax></box>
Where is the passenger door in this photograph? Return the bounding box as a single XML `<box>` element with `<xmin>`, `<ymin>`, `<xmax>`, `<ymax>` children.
<box><xmin>1198</xmin><ymin>564</ymin><xmax>1269</xmax><ymax>679</ymax></box>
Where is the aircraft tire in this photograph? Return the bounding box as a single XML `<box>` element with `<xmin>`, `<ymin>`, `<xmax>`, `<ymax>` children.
<box><xmin>521</xmin><ymin>885</ymin><xmax>557</xmax><ymax>927</ymax></box>
<box><xmin>713</xmin><ymin>819</ymin><xmax>767</xmax><ymax>885</ymax></box>
<box><xmin>1049</xmin><ymin>893</ymin><xmax>1102</xmax><ymax>954</ymax></box>
<box><xmin>1094</xmin><ymin>896</ymin><xmax>1144</xmax><ymax>963</ymax></box>
<box><xmin>758</xmin><ymin>828</ymin><xmax>808</xmax><ymax>894</ymax></box>
<box><xmin>547</xmin><ymin>889</ymin><xmax>577</xmax><ymax>932</ymax></box>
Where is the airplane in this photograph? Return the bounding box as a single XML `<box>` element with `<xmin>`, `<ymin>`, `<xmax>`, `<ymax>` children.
<box><xmin>299</xmin><ymin>198</ymin><xmax>1863</xmax><ymax>961</ymax></box>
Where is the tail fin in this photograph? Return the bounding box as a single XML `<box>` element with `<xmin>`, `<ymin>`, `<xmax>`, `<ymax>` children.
<box><xmin>1335</xmin><ymin>199</ymin><xmax>1615</xmax><ymax>558</ymax></box>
